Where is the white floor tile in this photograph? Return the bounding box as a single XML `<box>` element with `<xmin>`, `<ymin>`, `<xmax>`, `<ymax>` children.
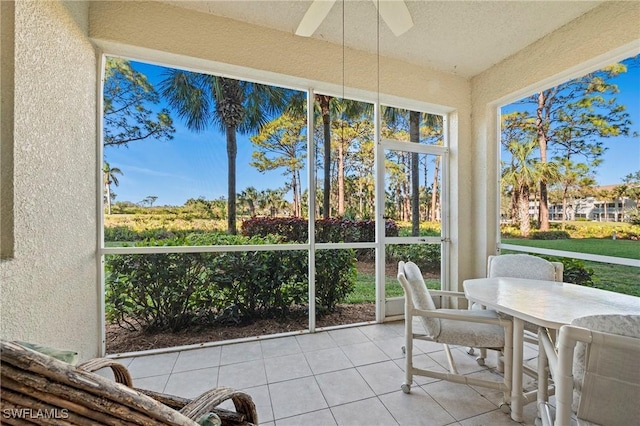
<box><xmin>163</xmin><ymin>367</ymin><xmax>218</xmax><ymax>399</ymax></box>
<box><xmin>220</xmin><ymin>341</ymin><xmax>263</xmax><ymax>365</ymax></box>
<box><xmin>264</xmin><ymin>353</ymin><xmax>312</xmax><ymax>383</ymax></box>
<box><xmin>315</xmin><ymin>368</ymin><xmax>375</xmax><ymax>407</ymax></box>
<box><xmin>276</xmin><ymin>408</ymin><xmax>337</xmax><ymax>426</ymax></box>
<box><xmin>172</xmin><ymin>346</ymin><xmax>221</xmax><ymax>373</ymax></box>
<box><xmin>459</xmin><ymin>410</ymin><xmax>521</xmax><ymax>425</ymax></box>
<box><xmin>243</xmin><ymin>385</ymin><xmax>274</xmax><ymax>423</ymax></box>
<box><xmin>261</xmin><ymin>336</ymin><xmax>301</xmax><ymax>359</ymax></box>
<box><xmin>304</xmin><ymin>347</ymin><xmax>353</xmax><ymax>375</ymax></box>
<box><xmin>327</xmin><ymin>327</ymin><xmax>370</xmax><ymax>346</ymax></box>
<box><xmin>379</xmin><ymin>388</ymin><xmax>456</xmax><ymax>426</ymax></box>
<box><xmin>358</xmin><ymin>323</ymin><xmax>403</xmax><ymax>341</ymax></box>
<box><xmin>134</xmin><ymin>374</ymin><xmax>169</xmax><ymax>393</ymax></box>
<box><xmin>422</xmin><ymin>380</ymin><xmax>496</xmax><ymax>421</ymax></box>
<box><xmin>357</xmin><ymin>360</ymin><xmax>405</xmax><ymax>395</ymax></box>
<box><xmin>330</xmin><ymin>397</ymin><xmax>398</xmax><ymax>425</ymax></box>
<box><xmin>127</xmin><ymin>352</ymin><xmax>178</xmax><ymax>379</ymax></box>
<box><xmin>341</xmin><ymin>341</ymin><xmax>390</xmax><ymax>366</ymax></box>
<box><xmin>372</xmin><ymin>336</ymin><xmax>407</xmax><ymax>360</ymax></box>
<box><xmin>269</xmin><ymin>376</ymin><xmax>328</xmax><ymax>419</ymax></box>
<box><xmin>121</xmin><ymin>322</ymin><xmax>543</xmax><ymax>426</ymax></box>
<box><xmin>393</xmin><ymin>353</ymin><xmax>447</xmax><ymax>386</ymax></box>
<box><xmin>218</xmin><ymin>359</ymin><xmax>267</xmax><ymax>389</ymax></box>
<box><xmin>296</xmin><ymin>332</ymin><xmax>337</xmax><ymax>352</ymax></box>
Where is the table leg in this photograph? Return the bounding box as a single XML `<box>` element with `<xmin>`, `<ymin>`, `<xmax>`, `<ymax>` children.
<box><xmin>511</xmin><ymin>317</ymin><xmax>524</xmax><ymax>422</ymax></box>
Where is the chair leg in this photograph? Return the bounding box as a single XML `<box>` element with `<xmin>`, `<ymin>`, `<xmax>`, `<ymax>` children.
<box><xmin>402</xmin><ymin>312</ymin><xmax>413</xmax><ymax>394</ymax></box>
<box><xmin>476</xmin><ymin>347</ymin><xmax>487</xmax><ymax>366</ymax></box>
<box><xmin>443</xmin><ymin>344</ymin><xmax>459</xmax><ymax>375</ymax></box>
<box><xmin>497</xmin><ymin>349</ymin><xmax>504</xmax><ymax>373</ymax></box>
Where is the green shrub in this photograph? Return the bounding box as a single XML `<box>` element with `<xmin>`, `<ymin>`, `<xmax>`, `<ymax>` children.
<box><xmin>625</xmin><ymin>208</ymin><xmax>640</xmax><ymax>226</ymax></box>
<box><xmin>241</xmin><ymin>217</ymin><xmax>398</xmax><ymax>243</ymax></box>
<box><xmin>105</xmin><ymin>233</ymin><xmax>356</xmax><ymax>332</ymax></box>
<box><xmin>530</xmin><ymin>231</ymin><xmax>571</xmax><ymax>240</ymax></box>
<box><xmin>540</xmin><ymin>255</ymin><xmax>596</xmax><ymax>287</ymax></box>
<box><xmin>104</xmin><ymin>226</ymin><xmax>140</xmax><ymax>242</ymax></box>
<box><xmin>385</xmin><ymin>243</ymin><xmax>441</xmax><ymax>273</ymax></box>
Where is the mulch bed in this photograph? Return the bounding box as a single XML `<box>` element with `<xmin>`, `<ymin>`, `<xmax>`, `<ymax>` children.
<box><xmin>106</xmin><ymin>303</ymin><xmax>376</xmax><ymax>354</ymax></box>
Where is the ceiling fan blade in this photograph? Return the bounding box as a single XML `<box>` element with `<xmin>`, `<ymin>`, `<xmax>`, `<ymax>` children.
<box><xmin>374</xmin><ymin>0</ymin><xmax>414</xmax><ymax>37</ymax></box>
<box><xmin>295</xmin><ymin>0</ymin><xmax>337</xmax><ymax>37</ymax></box>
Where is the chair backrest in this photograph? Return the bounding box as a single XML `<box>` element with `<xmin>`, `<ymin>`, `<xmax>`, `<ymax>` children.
<box><xmin>397</xmin><ymin>261</ymin><xmax>440</xmax><ymax>338</ymax></box>
<box><xmin>555</xmin><ymin>314</ymin><xmax>640</xmax><ymax>426</ymax></box>
<box><xmin>487</xmin><ymin>254</ymin><xmax>563</xmax><ymax>282</ymax></box>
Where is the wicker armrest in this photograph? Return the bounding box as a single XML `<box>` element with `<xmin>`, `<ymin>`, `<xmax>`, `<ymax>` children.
<box><xmin>77</xmin><ymin>358</ymin><xmax>133</xmax><ymax>387</ymax></box>
<box><xmin>78</xmin><ymin>358</ymin><xmax>258</xmax><ymax>425</ymax></box>
<box><xmin>138</xmin><ymin>387</ymin><xmax>258</xmax><ymax>426</ymax></box>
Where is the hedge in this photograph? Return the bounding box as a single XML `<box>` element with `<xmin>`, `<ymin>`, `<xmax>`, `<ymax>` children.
<box><xmin>105</xmin><ymin>233</ymin><xmax>356</xmax><ymax>332</ymax></box>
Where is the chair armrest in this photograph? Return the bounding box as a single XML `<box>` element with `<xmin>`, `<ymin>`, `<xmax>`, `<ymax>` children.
<box><xmin>430</xmin><ymin>290</ymin><xmax>467</xmax><ymax>299</ymax></box>
<box><xmin>180</xmin><ymin>387</ymin><xmax>258</xmax><ymax>425</ymax></box>
<box><xmin>139</xmin><ymin>387</ymin><xmax>257</xmax><ymax>425</ymax></box>
<box><xmin>79</xmin><ymin>358</ymin><xmax>257</xmax><ymax>425</ymax></box>
<box><xmin>413</xmin><ymin>308</ymin><xmax>511</xmax><ymax>327</ymax></box>
<box><xmin>77</xmin><ymin>358</ymin><xmax>133</xmax><ymax>387</ymax></box>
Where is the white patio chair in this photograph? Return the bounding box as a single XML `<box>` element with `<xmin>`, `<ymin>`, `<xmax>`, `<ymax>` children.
<box><xmin>469</xmin><ymin>254</ymin><xmax>563</xmax><ymax>369</ymax></box>
<box><xmin>537</xmin><ymin>314</ymin><xmax>640</xmax><ymax>426</ymax></box>
<box><xmin>398</xmin><ymin>261</ymin><xmax>513</xmax><ymax>410</ymax></box>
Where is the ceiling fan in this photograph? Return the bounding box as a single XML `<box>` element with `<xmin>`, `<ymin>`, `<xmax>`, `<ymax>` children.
<box><xmin>295</xmin><ymin>0</ymin><xmax>414</xmax><ymax>37</ymax></box>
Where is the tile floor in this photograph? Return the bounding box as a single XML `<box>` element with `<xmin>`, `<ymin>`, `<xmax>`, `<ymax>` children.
<box><xmin>105</xmin><ymin>321</ymin><xmax>544</xmax><ymax>425</ymax></box>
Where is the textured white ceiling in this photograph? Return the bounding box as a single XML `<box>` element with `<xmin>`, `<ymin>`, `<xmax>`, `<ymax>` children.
<box><xmin>162</xmin><ymin>1</ymin><xmax>603</xmax><ymax>78</ymax></box>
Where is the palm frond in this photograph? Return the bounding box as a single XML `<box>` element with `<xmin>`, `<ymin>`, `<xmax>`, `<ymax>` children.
<box><xmin>159</xmin><ymin>69</ymin><xmax>213</xmax><ymax>132</ymax></box>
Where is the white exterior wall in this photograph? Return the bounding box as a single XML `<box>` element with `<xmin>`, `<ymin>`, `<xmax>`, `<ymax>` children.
<box><xmin>470</xmin><ymin>2</ymin><xmax>640</xmax><ymax>280</ymax></box>
<box><xmin>0</xmin><ymin>0</ymin><xmax>99</xmax><ymax>359</ymax></box>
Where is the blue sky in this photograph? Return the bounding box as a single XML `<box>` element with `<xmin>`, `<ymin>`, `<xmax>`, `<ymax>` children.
<box><xmin>104</xmin><ymin>57</ymin><xmax>639</xmax><ymax>207</ymax></box>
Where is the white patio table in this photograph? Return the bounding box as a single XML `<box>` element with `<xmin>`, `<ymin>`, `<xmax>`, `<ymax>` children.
<box><xmin>463</xmin><ymin>277</ymin><xmax>640</xmax><ymax>422</ymax></box>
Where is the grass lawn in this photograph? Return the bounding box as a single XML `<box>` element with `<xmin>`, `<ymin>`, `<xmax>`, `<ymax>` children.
<box><xmin>345</xmin><ymin>271</ymin><xmax>439</xmax><ymax>304</ymax></box>
<box><xmin>503</xmin><ymin>238</ymin><xmax>639</xmax><ymax>296</ymax></box>
<box><xmin>503</xmin><ymin>238</ymin><xmax>639</xmax><ymax>259</ymax></box>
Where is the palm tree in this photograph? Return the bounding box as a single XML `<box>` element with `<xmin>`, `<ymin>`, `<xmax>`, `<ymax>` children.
<box><xmin>103</xmin><ymin>162</ymin><xmax>123</xmax><ymax>215</ymax></box>
<box><xmin>238</xmin><ymin>186</ymin><xmax>260</xmax><ymax>217</ymax></box>
<box><xmin>160</xmin><ymin>71</ymin><xmax>289</xmax><ymax>234</ymax></box>
<box><xmin>502</xmin><ymin>140</ymin><xmax>539</xmax><ymax>237</ymax></box>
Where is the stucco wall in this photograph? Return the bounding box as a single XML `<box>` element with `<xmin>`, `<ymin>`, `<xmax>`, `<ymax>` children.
<box><xmin>0</xmin><ymin>0</ymin><xmax>99</xmax><ymax>359</ymax></box>
<box><xmin>88</xmin><ymin>1</ymin><xmax>473</xmax><ymax>291</ymax></box>
<box><xmin>468</xmin><ymin>2</ymin><xmax>640</xmax><ymax>281</ymax></box>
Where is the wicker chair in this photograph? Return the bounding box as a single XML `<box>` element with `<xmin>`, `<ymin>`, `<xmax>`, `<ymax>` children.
<box><xmin>0</xmin><ymin>340</ymin><xmax>258</xmax><ymax>425</ymax></box>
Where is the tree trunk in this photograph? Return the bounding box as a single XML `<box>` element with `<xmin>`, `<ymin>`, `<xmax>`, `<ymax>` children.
<box><xmin>291</xmin><ymin>169</ymin><xmax>299</xmax><ymax>217</ymax></box>
<box><xmin>430</xmin><ymin>157</ymin><xmax>440</xmax><ymax>221</ymax></box>
<box><xmin>227</xmin><ymin>126</ymin><xmax>237</xmax><ymax>235</ymax></box>
<box><xmin>318</xmin><ymin>95</ymin><xmax>332</xmax><ymax>219</ymax></box>
<box><xmin>105</xmin><ymin>182</ymin><xmax>112</xmax><ymax>215</ymax></box>
<box><xmin>297</xmin><ymin>169</ymin><xmax>302</xmax><ymax>217</ymax></box>
<box><xmin>561</xmin><ymin>188</ymin><xmax>568</xmax><ymax>230</ymax></box>
<box><xmin>536</xmin><ymin>91</ymin><xmax>550</xmax><ymax>231</ymax></box>
<box><xmin>337</xmin><ymin>137</ymin><xmax>345</xmax><ymax>216</ymax></box>
<box><xmin>519</xmin><ymin>184</ymin><xmax>531</xmax><ymax>237</ymax></box>
<box><xmin>410</xmin><ymin>111</ymin><xmax>420</xmax><ymax>236</ymax></box>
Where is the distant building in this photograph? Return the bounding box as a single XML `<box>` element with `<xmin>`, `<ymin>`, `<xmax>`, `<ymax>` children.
<box><xmin>533</xmin><ymin>185</ymin><xmax>637</xmax><ymax>222</ymax></box>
